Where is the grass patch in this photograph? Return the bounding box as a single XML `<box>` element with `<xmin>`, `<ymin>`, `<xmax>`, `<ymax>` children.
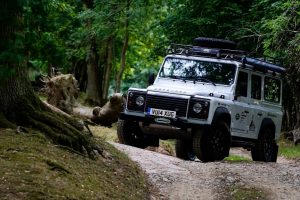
<box><xmin>91</xmin><ymin>124</ymin><xmax>118</xmax><ymax>142</ymax></box>
<box><xmin>279</xmin><ymin>139</ymin><xmax>300</xmax><ymax>159</ymax></box>
<box><xmin>229</xmin><ymin>186</ymin><xmax>268</xmax><ymax>200</ymax></box>
<box><xmin>0</xmin><ymin>128</ymin><xmax>149</xmax><ymax>200</ymax></box>
<box><xmin>160</xmin><ymin>139</ymin><xmax>175</xmax><ymax>156</ymax></box>
<box><xmin>224</xmin><ymin>155</ymin><xmax>251</xmax><ymax>163</ymax></box>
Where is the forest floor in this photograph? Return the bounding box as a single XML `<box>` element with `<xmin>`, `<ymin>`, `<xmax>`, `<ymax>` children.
<box><xmin>92</xmin><ymin>125</ymin><xmax>300</xmax><ymax>200</ymax></box>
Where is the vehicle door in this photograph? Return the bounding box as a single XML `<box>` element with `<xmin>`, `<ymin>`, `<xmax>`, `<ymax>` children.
<box><xmin>248</xmin><ymin>73</ymin><xmax>264</xmax><ymax>138</ymax></box>
<box><xmin>231</xmin><ymin>70</ymin><xmax>253</xmax><ymax>138</ymax></box>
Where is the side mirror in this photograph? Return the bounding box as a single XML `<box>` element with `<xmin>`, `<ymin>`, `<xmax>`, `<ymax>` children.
<box><xmin>148</xmin><ymin>73</ymin><xmax>155</xmax><ymax>85</ymax></box>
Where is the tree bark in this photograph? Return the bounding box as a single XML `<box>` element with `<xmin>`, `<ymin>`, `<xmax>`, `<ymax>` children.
<box><xmin>85</xmin><ymin>38</ymin><xmax>101</xmax><ymax>105</ymax></box>
<box><xmin>102</xmin><ymin>37</ymin><xmax>114</xmax><ymax>102</ymax></box>
<box><xmin>115</xmin><ymin>5</ymin><xmax>129</xmax><ymax>93</ymax></box>
<box><xmin>83</xmin><ymin>0</ymin><xmax>102</xmax><ymax>106</ymax></box>
<box><xmin>0</xmin><ymin>0</ymin><xmax>103</xmax><ymax>160</ymax></box>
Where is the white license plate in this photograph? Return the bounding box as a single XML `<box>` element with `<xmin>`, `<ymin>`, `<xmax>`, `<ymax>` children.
<box><xmin>148</xmin><ymin>108</ymin><xmax>176</xmax><ymax>118</ymax></box>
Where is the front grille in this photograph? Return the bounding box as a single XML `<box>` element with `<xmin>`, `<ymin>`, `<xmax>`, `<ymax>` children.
<box><xmin>145</xmin><ymin>94</ymin><xmax>189</xmax><ymax>117</ymax></box>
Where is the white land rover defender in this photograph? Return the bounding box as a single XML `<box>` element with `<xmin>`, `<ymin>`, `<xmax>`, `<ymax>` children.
<box><xmin>117</xmin><ymin>37</ymin><xmax>285</xmax><ymax>162</ymax></box>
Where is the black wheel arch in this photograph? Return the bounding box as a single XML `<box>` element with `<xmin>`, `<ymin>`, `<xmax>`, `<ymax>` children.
<box><xmin>212</xmin><ymin>107</ymin><xmax>231</xmax><ymax>127</ymax></box>
<box><xmin>258</xmin><ymin>118</ymin><xmax>276</xmax><ymax>139</ymax></box>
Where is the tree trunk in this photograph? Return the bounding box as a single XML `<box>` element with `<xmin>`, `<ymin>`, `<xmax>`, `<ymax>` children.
<box><xmin>83</xmin><ymin>0</ymin><xmax>102</xmax><ymax>106</ymax></box>
<box><xmin>73</xmin><ymin>59</ymin><xmax>87</xmax><ymax>92</ymax></box>
<box><xmin>296</xmin><ymin>104</ymin><xmax>300</xmax><ymax>129</ymax></box>
<box><xmin>0</xmin><ymin>0</ymin><xmax>103</xmax><ymax>160</ymax></box>
<box><xmin>0</xmin><ymin>0</ymin><xmax>32</xmax><ymax>117</ymax></box>
<box><xmin>85</xmin><ymin>38</ymin><xmax>101</xmax><ymax>105</ymax></box>
<box><xmin>102</xmin><ymin>37</ymin><xmax>114</xmax><ymax>102</ymax></box>
<box><xmin>115</xmin><ymin>1</ymin><xmax>130</xmax><ymax>93</ymax></box>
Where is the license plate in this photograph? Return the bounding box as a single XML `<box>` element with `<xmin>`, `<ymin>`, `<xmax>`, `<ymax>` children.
<box><xmin>148</xmin><ymin>108</ymin><xmax>176</xmax><ymax>118</ymax></box>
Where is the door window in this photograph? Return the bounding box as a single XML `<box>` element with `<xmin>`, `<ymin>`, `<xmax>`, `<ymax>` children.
<box><xmin>264</xmin><ymin>77</ymin><xmax>281</xmax><ymax>103</ymax></box>
<box><xmin>236</xmin><ymin>71</ymin><xmax>248</xmax><ymax>97</ymax></box>
<box><xmin>251</xmin><ymin>74</ymin><xmax>262</xmax><ymax>100</ymax></box>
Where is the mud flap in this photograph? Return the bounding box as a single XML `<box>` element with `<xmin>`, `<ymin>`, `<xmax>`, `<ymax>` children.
<box><xmin>272</xmin><ymin>143</ymin><xmax>278</xmax><ymax>162</ymax></box>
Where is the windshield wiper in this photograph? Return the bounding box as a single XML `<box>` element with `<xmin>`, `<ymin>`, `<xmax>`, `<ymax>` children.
<box><xmin>166</xmin><ymin>75</ymin><xmax>187</xmax><ymax>83</ymax></box>
<box><xmin>193</xmin><ymin>76</ymin><xmax>216</xmax><ymax>86</ymax></box>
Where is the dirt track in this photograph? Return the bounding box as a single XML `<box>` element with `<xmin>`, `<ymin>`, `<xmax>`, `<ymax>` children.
<box><xmin>112</xmin><ymin>143</ymin><xmax>300</xmax><ymax>200</ymax></box>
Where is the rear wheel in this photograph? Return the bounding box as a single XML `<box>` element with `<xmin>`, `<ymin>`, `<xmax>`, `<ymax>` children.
<box><xmin>251</xmin><ymin>127</ymin><xmax>278</xmax><ymax>162</ymax></box>
<box><xmin>175</xmin><ymin>140</ymin><xmax>196</xmax><ymax>161</ymax></box>
<box><xmin>193</xmin><ymin>121</ymin><xmax>231</xmax><ymax>162</ymax></box>
<box><xmin>117</xmin><ymin>119</ymin><xmax>148</xmax><ymax>148</ymax></box>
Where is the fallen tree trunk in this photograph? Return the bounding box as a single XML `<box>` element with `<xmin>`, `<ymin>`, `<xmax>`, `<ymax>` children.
<box><xmin>91</xmin><ymin>93</ymin><xmax>124</xmax><ymax>127</ymax></box>
<box><xmin>44</xmin><ymin>74</ymin><xmax>124</xmax><ymax>127</ymax></box>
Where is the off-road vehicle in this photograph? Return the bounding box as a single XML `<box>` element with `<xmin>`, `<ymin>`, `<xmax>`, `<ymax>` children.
<box><xmin>117</xmin><ymin>37</ymin><xmax>285</xmax><ymax>162</ymax></box>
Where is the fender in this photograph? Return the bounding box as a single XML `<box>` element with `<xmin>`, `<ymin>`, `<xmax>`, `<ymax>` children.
<box><xmin>258</xmin><ymin>118</ymin><xmax>276</xmax><ymax>139</ymax></box>
<box><xmin>212</xmin><ymin>107</ymin><xmax>231</xmax><ymax>127</ymax></box>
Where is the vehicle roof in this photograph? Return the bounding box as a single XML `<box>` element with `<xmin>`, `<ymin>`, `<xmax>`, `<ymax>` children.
<box><xmin>166</xmin><ymin>44</ymin><xmax>286</xmax><ymax>75</ymax></box>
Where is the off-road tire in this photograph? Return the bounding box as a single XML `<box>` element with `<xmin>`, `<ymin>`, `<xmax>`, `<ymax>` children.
<box><xmin>117</xmin><ymin>119</ymin><xmax>148</xmax><ymax>148</ymax></box>
<box><xmin>175</xmin><ymin>140</ymin><xmax>196</xmax><ymax>161</ymax></box>
<box><xmin>193</xmin><ymin>121</ymin><xmax>231</xmax><ymax>162</ymax></box>
<box><xmin>251</xmin><ymin>127</ymin><xmax>278</xmax><ymax>162</ymax></box>
<box><xmin>193</xmin><ymin>37</ymin><xmax>237</xmax><ymax>50</ymax></box>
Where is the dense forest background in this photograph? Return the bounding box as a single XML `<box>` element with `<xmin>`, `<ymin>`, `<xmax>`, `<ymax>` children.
<box><xmin>0</xmin><ymin>0</ymin><xmax>299</xmax><ymax>130</ymax></box>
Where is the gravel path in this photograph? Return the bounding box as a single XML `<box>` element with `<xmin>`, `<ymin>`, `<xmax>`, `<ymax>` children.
<box><xmin>112</xmin><ymin>143</ymin><xmax>300</xmax><ymax>200</ymax></box>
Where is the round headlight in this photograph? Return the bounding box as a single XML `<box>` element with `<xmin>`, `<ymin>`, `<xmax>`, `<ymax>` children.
<box><xmin>136</xmin><ymin>96</ymin><xmax>145</xmax><ymax>106</ymax></box>
<box><xmin>193</xmin><ymin>103</ymin><xmax>202</xmax><ymax>113</ymax></box>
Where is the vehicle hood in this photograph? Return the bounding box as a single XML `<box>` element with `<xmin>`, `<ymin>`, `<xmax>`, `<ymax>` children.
<box><xmin>147</xmin><ymin>79</ymin><xmax>233</xmax><ymax>99</ymax></box>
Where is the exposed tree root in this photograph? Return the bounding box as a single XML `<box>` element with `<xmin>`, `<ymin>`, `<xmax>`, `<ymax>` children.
<box><xmin>0</xmin><ymin>96</ymin><xmax>104</xmax><ymax>160</ymax></box>
<box><xmin>0</xmin><ymin>112</ymin><xmax>16</xmax><ymax>129</ymax></box>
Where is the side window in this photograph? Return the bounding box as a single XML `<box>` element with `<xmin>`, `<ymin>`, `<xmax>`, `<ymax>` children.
<box><xmin>251</xmin><ymin>74</ymin><xmax>262</xmax><ymax>100</ymax></box>
<box><xmin>264</xmin><ymin>77</ymin><xmax>281</xmax><ymax>103</ymax></box>
<box><xmin>236</xmin><ymin>71</ymin><xmax>248</xmax><ymax>97</ymax></box>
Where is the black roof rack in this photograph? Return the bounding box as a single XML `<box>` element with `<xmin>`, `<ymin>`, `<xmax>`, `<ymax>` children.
<box><xmin>167</xmin><ymin>43</ymin><xmax>286</xmax><ymax>74</ymax></box>
<box><xmin>242</xmin><ymin>57</ymin><xmax>286</xmax><ymax>74</ymax></box>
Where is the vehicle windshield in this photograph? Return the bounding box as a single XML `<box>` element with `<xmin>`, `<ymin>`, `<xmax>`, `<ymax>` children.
<box><xmin>159</xmin><ymin>57</ymin><xmax>237</xmax><ymax>85</ymax></box>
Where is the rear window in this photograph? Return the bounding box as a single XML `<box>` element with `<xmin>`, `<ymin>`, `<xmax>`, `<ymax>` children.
<box><xmin>264</xmin><ymin>77</ymin><xmax>281</xmax><ymax>103</ymax></box>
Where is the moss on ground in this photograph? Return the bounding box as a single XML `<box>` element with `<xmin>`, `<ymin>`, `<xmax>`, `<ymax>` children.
<box><xmin>224</xmin><ymin>155</ymin><xmax>251</xmax><ymax>163</ymax></box>
<box><xmin>229</xmin><ymin>186</ymin><xmax>268</xmax><ymax>200</ymax></box>
<box><xmin>0</xmin><ymin>128</ymin><xmax>149</xmax><ymax>200</ymax></box>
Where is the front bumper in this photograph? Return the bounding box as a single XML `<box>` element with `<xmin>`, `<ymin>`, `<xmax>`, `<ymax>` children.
<box><xmin>119</xmin><ymin>112</ymin><xmax>188</xmax><ymax>128</ymax></box>
<box><xmin>120</xmin><ymin>110</ymin><xmax>209</xmax><ymax>128</ymax></box>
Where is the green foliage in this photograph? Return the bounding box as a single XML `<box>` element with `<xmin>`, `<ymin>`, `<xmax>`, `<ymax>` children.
<box><xmin>2</xmin><ymin>0</ymin><xmax>299</xmax><ymax>126</ymax></box>
<box><xmin>24</xmin><ymin>0</ymin><xmax>79</xmax><ymax>73</ymax></box>
<box><xmin>224</xmin><ymin>155</ymin><xmax>251</xmax><ymax>163</ymax></box>
<box><xmin>279</xmin><ymin>138</ymin><xmax>300</xmax><ymax>159</ymax></box>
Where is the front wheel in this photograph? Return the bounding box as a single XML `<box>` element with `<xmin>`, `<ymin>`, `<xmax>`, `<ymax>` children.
<box><xmin>251</xmin><ymin>127</ymin><xmax>278</xmax><ymax>162</ymax></box>
<box><xmin>117</xmin><ymin>119</ymin><xmax>148</xmax><ymax>148</ymax></box>
<box><xmin>175</xmin><ymin>140</ymin><xmax>196</xmax><ymax>161</ymax></box>
<box><xmin>193</xmin><ymin>121</ymin><xmax>231</xmax><ymax>162</ymax></box>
